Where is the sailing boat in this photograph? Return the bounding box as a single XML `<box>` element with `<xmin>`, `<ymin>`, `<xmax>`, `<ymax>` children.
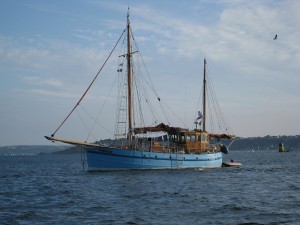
<box><xmin>45</xmin><ymin>11</ymin><xmax>235</xmax><ymax>170</ymax></box>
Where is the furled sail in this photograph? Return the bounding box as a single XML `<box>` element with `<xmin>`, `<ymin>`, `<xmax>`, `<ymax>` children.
<box><xmin>134</xmin><ymin>123</ymin><xmax>188</xmax><ymax>135</ymax></box>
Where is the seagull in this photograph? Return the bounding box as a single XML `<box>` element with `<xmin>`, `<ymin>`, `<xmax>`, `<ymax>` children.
<box><xmin>273</xmin><ymin>34</ymin><xmax>277</xmax><ymax>40</ymax></box>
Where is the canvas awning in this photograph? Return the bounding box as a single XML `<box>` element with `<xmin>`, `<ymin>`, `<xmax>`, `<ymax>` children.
<box><xmin>134</xmin><ymin>123</ymin><xmax>188</xmax><ymax>135</ymax></box>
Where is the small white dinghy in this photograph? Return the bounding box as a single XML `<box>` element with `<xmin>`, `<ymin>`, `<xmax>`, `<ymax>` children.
<box><xmin>222</xmin><ymin>160</ymin><xmax>242</xmax><ymax>167</ymax></box>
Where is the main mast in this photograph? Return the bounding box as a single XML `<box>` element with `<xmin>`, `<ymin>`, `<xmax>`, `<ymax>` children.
<box><xmin>127</xmin><ymin>11</ymin><xmax>133</xmax><ymax>145</ymax></box>
<box><xmin>202</xmin><ymin>58</ymin><xmax>207</xmax><ymax>132</ymax></box>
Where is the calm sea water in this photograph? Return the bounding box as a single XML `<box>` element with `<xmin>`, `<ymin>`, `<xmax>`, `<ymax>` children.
<box><xmin>0</xmin><ymin>150</ymin><xmax>299</xmax><ymax>225</ymax></box>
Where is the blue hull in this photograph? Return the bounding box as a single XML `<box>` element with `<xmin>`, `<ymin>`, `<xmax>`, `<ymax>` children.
<box><xmin>85</xmin><ymin>146</ymin><xmax>222</xmax><ymax>171</ymax></box>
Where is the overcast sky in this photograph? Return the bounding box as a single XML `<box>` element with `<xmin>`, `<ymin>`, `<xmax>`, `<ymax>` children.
<box><xmin>1</xmin><ymin>0</ymin><xmax>299</xmax><ymax>146</ymax></box>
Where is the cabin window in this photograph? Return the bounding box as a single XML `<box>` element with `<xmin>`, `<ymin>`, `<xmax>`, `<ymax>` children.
<box><xmin>191</xmin><ymin>135</ymin><xmax>196</xmax><ymax>142</ymax></box>
<box><xmin>171</xmin><ymin>135</ymin><xmax>178</xmax><ymax>142</ymax></box>
<box><xmin>186</xmin><ymin>135</ymin><xmax>191</xmax><ymax>142</ymax></box>
<box><xmin>180</xmin><ymin>134</ymin><xmax>185</xmax><ymax>143</ymax></box>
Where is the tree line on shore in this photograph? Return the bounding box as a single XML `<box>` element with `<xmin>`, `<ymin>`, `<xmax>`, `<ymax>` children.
<box><xmin>0</xmin><ymin>135</ymin><xmax>299</xmax><ymax>155</ymax></box>
<box><xmin>222</xmin><ymin>135</ymin><xmax>300</xmax><ymax>151</ymax></box>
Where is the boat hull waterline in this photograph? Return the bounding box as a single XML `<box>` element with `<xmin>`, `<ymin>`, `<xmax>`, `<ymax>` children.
<box><xmin>85</xmin><ymin>146</ymin><xmax>222</xmax><ymax>171</ymax></box>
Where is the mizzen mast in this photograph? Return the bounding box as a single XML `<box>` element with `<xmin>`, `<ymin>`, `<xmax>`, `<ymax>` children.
<box><xmin>202</xmin><ymin>58</ymin><xmax>207</xmax><ymax>132</ymax></box>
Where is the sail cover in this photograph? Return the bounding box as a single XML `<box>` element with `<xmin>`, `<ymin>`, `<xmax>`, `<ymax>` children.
<box><xmin>134</xmin><ymin>123</ymin><xmax>187</xmax><ymax>135</ymax></box>
<box><xmin>209</xmin><ymin>133</ymin><xmax>235</xmax><ymax>139</ymax></box>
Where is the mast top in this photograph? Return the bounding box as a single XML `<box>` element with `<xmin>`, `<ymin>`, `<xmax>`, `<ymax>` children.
<box><xmin>127</xmin><ymin>7</ymin><xmax>130</xmax><ymax>23</ymax></box>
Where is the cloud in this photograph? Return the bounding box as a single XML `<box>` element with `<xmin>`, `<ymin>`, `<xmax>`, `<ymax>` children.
<box><xmin>124</xmin><ymin>1</ymin><xmax>300</xmax><ymax>69</ymax></box>
<box><xmin>13</xmin><ymin>88</ymin><xmax>79</xmax><ymax>99</ymax></box>
<box><xmin>24</xmin><ymin>76</ymin><xmax>63</xmax><ymax>87</ymax></box>
<box><xmin>72</xmin><ymin>29</ymin><xmax>106</xmax><ymax>42</ymax></box>
<box><xmin>0</xmin><ymin>35</ymin><xmax>107</xmax><ymax>76</ymax></box>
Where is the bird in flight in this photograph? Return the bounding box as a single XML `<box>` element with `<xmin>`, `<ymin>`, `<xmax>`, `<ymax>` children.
<box><xmin>273</xmin><ymin>34</ymin><xmax>278</xmax><ymax>40</ymax></box>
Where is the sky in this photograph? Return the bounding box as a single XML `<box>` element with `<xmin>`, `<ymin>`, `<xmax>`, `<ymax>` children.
<box><xmin>0</xmin><ymin>0</ymin><xmax>299</xmax><ymax>146</ymax></box>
